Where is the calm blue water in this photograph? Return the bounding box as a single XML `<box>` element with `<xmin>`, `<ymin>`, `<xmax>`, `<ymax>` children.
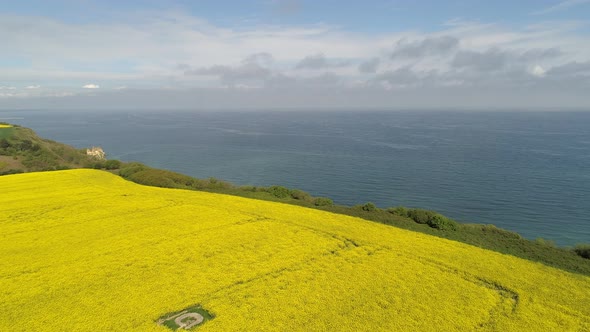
<box><xmin>2</xmin><ymin>110</ymin><xmax>589</xmax><ymax>246</ymax></box>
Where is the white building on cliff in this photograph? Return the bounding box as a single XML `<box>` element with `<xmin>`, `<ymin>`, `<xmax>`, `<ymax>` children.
<box><xmin>86</xmin><ymin>147</ymin><xmax>106</xmax><ymax>160</ymax></box>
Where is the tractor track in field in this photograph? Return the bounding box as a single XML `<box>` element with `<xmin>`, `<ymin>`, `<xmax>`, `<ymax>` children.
<box><xmin>200</xmin><ymin>230</ymin><xmax>372</xmax><ymax>302</ymax></box>
<box><xmin>413</xmin><ymin>256</ymin><xmax>520</xmax><ymax>330</ymax></box>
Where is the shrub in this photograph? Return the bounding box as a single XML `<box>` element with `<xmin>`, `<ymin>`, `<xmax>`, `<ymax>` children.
<box><xmin>0</xmin><ymin>138</ymin><xmax>10</xmax><ymax>149</ymax></box>
<box><xmin>239</xmin><ymin>185</ymin><xmax>258</xmax><ymax>192</ymax></box>
<box><xmin>267</xmin><ymin>186</ymin><xmax>291</xmax><ymax>199</ymax></box>
<box><xmin>128</xmin><ymin>170</ymin><xmax>177</xmax><ymax>188</ymax></box>
<box><xmin>91</xmin><ymin>161</ymin><xmax>105</xmax><ymax>169</ymax></box>
<box><xmin>291</xmin><ymin>190</ymin><xmax>312</xmax><ymax>201</ymax></box>
<box><xmin>405</xmin><ymin>208</ymin><xmax>458</xmax><ymax>231</ymax></box>
<box><xmin>574</xmin><ymin>245</ymin><xmax>590</xmax><ymax>259</ymax></box>
<box><xmin>204</xmin><ymin>177</ymin><xmax>231</xmax><ymax>190</ymax></box>
<box><xmin>387</xmin><ymin>206</ymin><xmax>408</xmax><ymax>217</ymax></box>
<box><xmin>407</xmin><ymin>209</ymin><xmax>436</xmax><ymax>224</ymax></box>
<box><xmin>0</xmin><ymin>169</ymin><xmax>24</xmax><ymax>176</ymax></box>
<box><xmin>361</xmin><ymin>202</ymin><xmax>377</xmax><ymax>212</ymax></box>
<box><xmin>128</xmin><ymin>169</ymin><xmax>194</xmax><ymax>188</ymax></box>
<box><xmin>475</xmin><ymin>224</ymin><xmax>523</xmax><ymax>240</ymax></box>
<box><xmin>118</xmin><ymin>162</ymin><xmax>149</xmax><ymax>178</ymax></box>
<box><xmin>18</xmin><ymin>139</ymin><xmax>33</xmax><ymax>151</ymax></box>
<box><xmin>535</xmin><ymin>238</ymin><xmax>556</xmax><ymax>247</ymax></box>
<box><xmin>190</xmin><ymin>179</ymin><xmax>208</xmax><ymax>189</ymax></box>
<box><xmin>427</xmin><ymin>214</ymin><xmax>458</xmax><ymax>231</ymax></box>
<box><xmin>313</xmin><ymin>197</ymin><xmax>333</xmax><ymax>207</ymax></box>
<box><xmin>104</xmin><ymin>159</ymin><xmax>122</xmax><ymax>170</ymax></box>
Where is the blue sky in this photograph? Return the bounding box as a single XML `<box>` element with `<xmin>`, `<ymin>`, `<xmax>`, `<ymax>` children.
<box><xmin>1</xmin><ymin>0</ymin><xmax>589</xmax><ymax>109</ymax></box>
<box><xmin>4</xmin><ymin>0</ymin><xmax>588</xmax><ymax>30</ymax></box>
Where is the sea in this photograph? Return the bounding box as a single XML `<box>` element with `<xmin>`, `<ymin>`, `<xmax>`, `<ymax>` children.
<box><xmin>2</xmin><ymin>109</ymin><xmax>589</xmax><ymax>246</ymax></box>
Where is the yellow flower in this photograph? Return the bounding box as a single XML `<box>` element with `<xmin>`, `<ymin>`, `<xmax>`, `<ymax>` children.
<box><xmin>0</xmin><ymin>169</ymin><xmax>588</xmax><ymax>331</ymax></box>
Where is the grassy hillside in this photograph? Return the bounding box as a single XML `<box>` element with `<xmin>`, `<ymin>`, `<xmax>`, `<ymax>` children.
<box><xmin>0</xmin><ymin>123</ymin><xmax>97</xmax><ymax>174</ymax></box>
<box><xmin>1</xmin><ymin>169</ymin><xmax>589</xmax><ymax>331</ymax></box>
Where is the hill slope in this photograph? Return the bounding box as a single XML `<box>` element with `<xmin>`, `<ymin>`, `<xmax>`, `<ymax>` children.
<box><xmin>2</xmin><ymin>123</ymin><xmax>589</xmax><ymax>274</ymax></box>
<box><xmin>0</xmin><ymin>169</ymin><xmax>588</xmax><ymax>331</ymax></box>
<box><xmin>0</xmin><ymin>124</ymin><xmax>98</xmax><ymax>174</ymax></box>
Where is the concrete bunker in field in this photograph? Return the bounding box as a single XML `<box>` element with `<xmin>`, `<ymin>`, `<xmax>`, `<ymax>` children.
<box><xmin>175</xmin><ymin>313</ymin><xmax>203</xmax><ymax>329</ymax></box>
<box><xmin>157</xmin><ymin>305</ymin><xmax>213</xmax><ymax>330</ymax></box>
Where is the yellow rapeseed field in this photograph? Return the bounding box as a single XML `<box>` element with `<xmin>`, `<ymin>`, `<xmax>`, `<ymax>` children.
<box><xmin>0</xmin><ymin>124</ymin><xmax>13</xmax><ymax>128</ymax></box>
<box><xmin>1</xmin><ymin>169</ymin><xmax>589</xmax><ymax>331</ymax></box>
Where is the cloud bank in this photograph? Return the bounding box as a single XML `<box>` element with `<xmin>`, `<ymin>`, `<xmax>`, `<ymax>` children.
<box><xmin>0</xmin><ymin>11</ymin><xmax>589</xmax><ymax>109</ymax></box>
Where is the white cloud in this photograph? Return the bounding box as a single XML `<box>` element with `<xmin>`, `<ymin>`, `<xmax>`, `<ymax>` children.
<box><xmin>358</xmin><ymin>58</ymin><xmax>380</xmax><ymax>73</ymax></box>
<box><xmin>532</xmin><ymin>0</ymin><xmax>590</xmax><ymax>15</ymax></box>
<box><xmin>390</xmin><ymin>36</ymin><xmax>459</xmax><ymax>58</ymax></box>
<box><xmin>1</xmin><ymin>12</ymin><xmax>588</xmax><ymax>83</ymax></box>
<box><xmin>0</xmin><ymin>11</ymin><xmax>589</xmax><ymax>108</ymax></box>
<box><xmin>532</xmin><ymin>65</ymin><xmax>546</xmax><ymax>77</ymax></box>
<box><xmin>186</xmin><ymin>53</ymin><xmax>273</xmax><ymax>86</ymax></box>
<box><xmin>0</xmin><ymin>87</ymin><xmax>76</xmax><ymax>99</ymax></box>
<box><xmin>295</xmin><ymin>53</ymin><xmax>349</xmax><ymax>70</ymax></box>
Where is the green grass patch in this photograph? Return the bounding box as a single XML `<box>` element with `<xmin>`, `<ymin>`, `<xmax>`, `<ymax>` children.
<box><xmin>0</xmin><ymin>126</ymin><xmax>15</xmax><ymax>139</ymax></box>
